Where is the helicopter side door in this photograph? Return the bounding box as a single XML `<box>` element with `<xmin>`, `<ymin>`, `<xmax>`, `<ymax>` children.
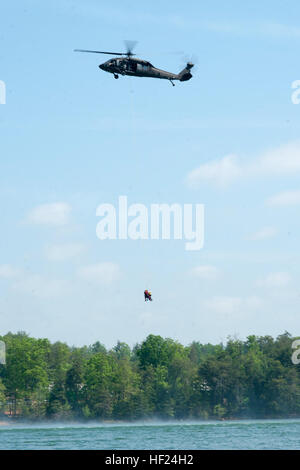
<box><xmin>127</xmin><ymin>60</ymin><xmax>137</xmax><ymax>73</ymax></box>
<box><xmin>136</xmin><ymin>62</ymin><xmax>150</xmax><ymax>75</ymax></box>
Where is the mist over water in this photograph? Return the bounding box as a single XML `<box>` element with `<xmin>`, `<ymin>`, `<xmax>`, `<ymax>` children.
<box><xmin>0</xmin><ymin>419</ymin><xmax>299</xmax><ymax>450</ymax></box>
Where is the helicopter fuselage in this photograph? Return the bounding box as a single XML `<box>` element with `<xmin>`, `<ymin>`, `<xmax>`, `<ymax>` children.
<box><xmin>99</xmin><ymin>57</ymin><xmax>192</xmax><ymax>83</ymax></box>
<box><xmin>74</xmin><ymin>42</ymin><xmax>193</xmax><ymax>86</ymax></box>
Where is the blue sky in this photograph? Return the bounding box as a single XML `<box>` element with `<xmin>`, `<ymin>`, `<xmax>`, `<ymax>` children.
<box><xmin>1</xmin><ymin>0</ymin><xmax>300</xmax><ymax>348</ymax></box>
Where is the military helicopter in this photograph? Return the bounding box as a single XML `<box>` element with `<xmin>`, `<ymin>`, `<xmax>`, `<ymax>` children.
<box><xmin>74</xmin><ymin>41</ymin><xmax>194</xmax><ymax>86</ymax></box>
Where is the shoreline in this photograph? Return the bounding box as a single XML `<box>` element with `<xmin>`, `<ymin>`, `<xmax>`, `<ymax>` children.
<box><xmin>1</xmin><ymin>416</ymin><xmax>300</xmax><ymax>427</ymax></box>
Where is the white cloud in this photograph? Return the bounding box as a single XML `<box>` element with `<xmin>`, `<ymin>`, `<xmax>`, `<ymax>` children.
<box><xmin>257</xmin><ymin>141</ymin><xmax>300</xmax><ymax>175</ymax></box>
<box><xmin>77</xmin><ymin>262</ymin><xmax>121</xmax><ymax>285</ymax></box>
<box><xmin>247</xmin><ymin>226</ymin><xmax>277</xmax><ymax>241</ymax></box>
<box><xmin>204</xmin><ymin>296</ymin><xmax>242</xmax><ymax>315</ymax></box>
<box><xmin>257</xmin><ymin>272</ymin><xmax>292</xmax><ymax>288</ymax></box>
<box><xmin>191</xmin><ymin>265</ymin><xmax>220</xmax><ymax>280</ymax></box>
<box><xmin>203</xmin><ymin>296</ymin><xmax>262</xmax><ymax>316</ymax></box>
<box><xmin>266</xmin><ymin>190</ymin><xmax>300</xmax><ymax>207</ymax></box>
<box><xmin>69</xmin><ymin>5</ymin><xmax>300</xmax><ymax>40</ymax></box>
<box><xmin>187</xmin><ymin>154</ymin><xmax>241</xmax><ymax>188</ymax></box>
<box><xmin>187</xmin><ymin>141</ymin><xmax>300</xmax><ymax>188</ymax></box>
<box><xmin>27</xmin><ymin>202</ymin><xmax>71</xmax><ymax>226</ymax></box>
<box><xmin>12</xmin><ymin>275</ymin><xmax>71</xmax><ymax>298</ymax></box>
<box><xmin>259</xmin><ymin>22</ymin><xmax>300</xmax><ymax>39</ymax></box>
<box><xmin>204</xmin><ymin>20</ymin><xmax>300</xmax><ymax>39</ymax></box>
<box><xmin>45</xmin><ymin>243</ymin><xmax>86</xmax><ymax>261</ymax></box>
<box><xmin>0</xmin><ymin>264</ymin><xmax>21</xmax><ymax>279</ymax></box>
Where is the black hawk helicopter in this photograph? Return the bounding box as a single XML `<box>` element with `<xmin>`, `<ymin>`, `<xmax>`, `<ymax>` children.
<box><xmin>74</xmin><ymin>41</ymin><xmax>194</xmax><ymax>86</ymax></box>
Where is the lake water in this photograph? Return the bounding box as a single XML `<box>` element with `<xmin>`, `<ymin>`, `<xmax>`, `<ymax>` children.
<box><xmin>0</xmin><ymin>419</ymin><xmax>299</xmax><ymax>450</ymax></box>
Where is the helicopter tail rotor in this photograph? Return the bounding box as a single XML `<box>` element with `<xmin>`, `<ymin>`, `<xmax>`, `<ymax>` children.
<box><xmin>182</xmin><ymin>54</ymin><xmax>198</xmax><ymax>71</ymax></box>
<box><xmin>178</xmin><ymin>62</ymin><xmax>194</xmax><ymax>81</ymax></box>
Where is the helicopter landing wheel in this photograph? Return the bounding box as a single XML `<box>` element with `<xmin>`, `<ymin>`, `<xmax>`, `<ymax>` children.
<box><xmin>114</xmin><ymin>74</ymin><xmax>119</xmax><ymax>79</ymax></box>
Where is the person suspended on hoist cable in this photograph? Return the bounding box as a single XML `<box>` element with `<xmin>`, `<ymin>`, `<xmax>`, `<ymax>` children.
<box><xmin>144</xmin><ymin>289</ymin><xmax>152</xmax><ymax>301</ymax></box>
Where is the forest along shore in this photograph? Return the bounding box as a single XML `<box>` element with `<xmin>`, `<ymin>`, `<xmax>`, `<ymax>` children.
<box><xmin>0</xmin><ymin>331</ymin><xmax>299</xmax><ymax>421</ymax></box>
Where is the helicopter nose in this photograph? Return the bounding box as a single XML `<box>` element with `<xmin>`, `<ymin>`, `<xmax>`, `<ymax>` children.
<box><xmin>99</xmin><ymin>63</ymin><xmax>105</xmax><ymax>70</ymax></box>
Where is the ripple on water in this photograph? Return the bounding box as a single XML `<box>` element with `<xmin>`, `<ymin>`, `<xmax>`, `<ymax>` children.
<box><xmin>0</xmin><ymin>419</ymin><xmax>300</xmax><ymax>450</ymax></box>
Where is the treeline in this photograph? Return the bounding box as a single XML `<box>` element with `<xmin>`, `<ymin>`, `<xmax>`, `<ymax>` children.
<box><xmin>0</xmin><ymin>331</ymin><xmax>299</xmax><ymax>421</ymax></box>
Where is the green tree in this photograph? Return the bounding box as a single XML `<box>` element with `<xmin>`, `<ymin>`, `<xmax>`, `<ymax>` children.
<box><xmin>46</xmin><ymin>376</ymin><xmax>71</xmax><ymax>418</ymax></box>
<box><xmin>65</xmin><ymin>350</ymin><xmax>86</xmax><ymax>416</ymax></box>
<box><xmin>0</xmin><ymin>378</ymin><xmax>6</xmax><ymax>413</ymax></box>
<box><xmin>83</xmin><ymin>352</ymin><xmax>116</xmax><ymax>418</ymax></box>
<box><xmin>1</xmin><ymin>332</ymin><xmax>50</xmax><ymax>417</ymax></box>
<box><xmin>111</xmin><ymin>352</ymin><xmax>143</xmax><ymax>420</ymax></box>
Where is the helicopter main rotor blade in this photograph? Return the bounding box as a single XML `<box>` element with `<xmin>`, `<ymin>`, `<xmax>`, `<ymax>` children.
<box><xmin>74</xmin><ymin>49</ymin><xmax>133</xmax><ymax>56</ymax></box>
